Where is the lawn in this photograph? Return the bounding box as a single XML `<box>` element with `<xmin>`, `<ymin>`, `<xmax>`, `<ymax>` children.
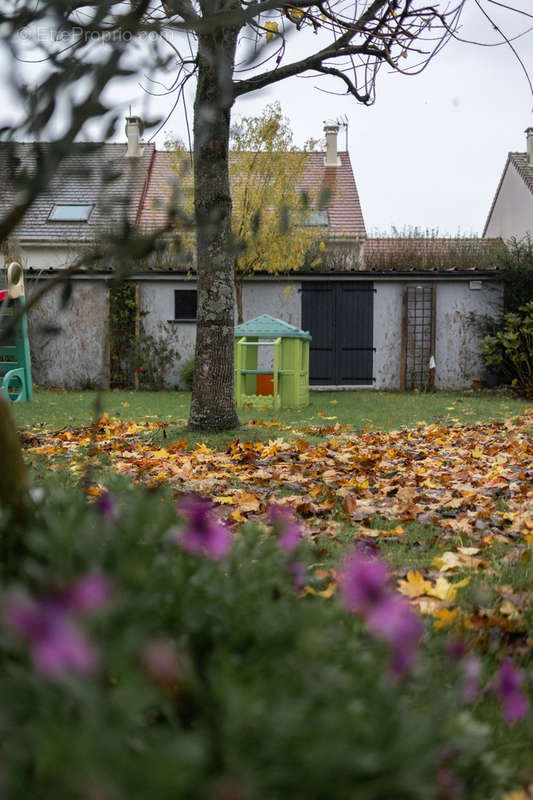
<box><xmin>7</xmin><ymin>387</ymin><xmax>533</xmax><ymax>796</ymax></box>
<box><xmin>12</xmin><ymin>386</ymin><xmax>531</xmax><ymax>437</ymax></box>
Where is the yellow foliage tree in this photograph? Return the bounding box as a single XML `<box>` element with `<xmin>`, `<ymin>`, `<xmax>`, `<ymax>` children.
<box><xmin>166</xmin><ymin>103</ymin><xmax>323</xmax><ymax>324</ymax></box>
<box><xmin>230</xmin><ymin>102</ymin><xmax>321</xmax><ymax>323</ymax></box>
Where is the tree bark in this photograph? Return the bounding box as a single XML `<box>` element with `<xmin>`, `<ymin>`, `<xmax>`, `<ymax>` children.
<box><xmin>188</xmin><ymin>13</ymin><xmax>241</xmax><ymax>431</ymax></box>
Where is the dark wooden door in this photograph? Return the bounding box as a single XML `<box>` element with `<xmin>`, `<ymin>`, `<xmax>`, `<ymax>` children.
<box><xmin>302</xmin><ymin>282</ymin><xmax>374</xmax><ymax>385</ymax></box>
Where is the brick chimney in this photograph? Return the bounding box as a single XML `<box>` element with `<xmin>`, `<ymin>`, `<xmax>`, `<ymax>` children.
<box><xmin>125</xmin><ymin>116</ymin><xmax>144</xmax><ymax>158</ymax></box>
<box><xmin>324</xmin><ymin>123</ymin><xmax>340</xmax><ymax>167</ymax></box>
<box><xmin>527</xmin><ymin>127</ymin><xmax>533</xmax><ymax>166</ymax></box>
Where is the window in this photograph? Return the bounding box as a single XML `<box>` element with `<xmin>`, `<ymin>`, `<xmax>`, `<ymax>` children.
<box><xmin>174</xmin><ymin>290</ymin><xmax>197</xmax><ymax>320</ymax></box>
<box><xmin>48</xmin><ymin>204</ymin><xmax>93</xmax><ymax>222</ymax></box>
<box><xmin>299</xmin><ymin>209</ymin><xmax>329</xmax><ymax>227</ymax></box>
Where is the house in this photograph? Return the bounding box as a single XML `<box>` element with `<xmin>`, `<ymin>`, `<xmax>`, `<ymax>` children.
<box><xmin>0</xmin><ymin>119</ymin><xmax>504</xmax><ymax>391</ymax></box>
<box><xmin>483</xmin><ymin>127</ymin><xmax>533</xmax><ymax>240</ymax></box>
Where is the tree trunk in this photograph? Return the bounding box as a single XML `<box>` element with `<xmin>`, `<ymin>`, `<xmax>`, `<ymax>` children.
<box><xmin>188</xmin><ymin>17</ymin><xmax>241</xmax><ymax>431</ymax></box>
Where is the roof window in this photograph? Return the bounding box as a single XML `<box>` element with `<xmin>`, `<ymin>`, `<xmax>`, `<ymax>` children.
<box><xmin>48</xmin><ymin>204</ymin><xmax>93</xmax><ymax>222</ymax></box>
<box><xmin>300</xmin><ymin>209</ymin><xmax>328</xmax><ymax>227</ymax></box>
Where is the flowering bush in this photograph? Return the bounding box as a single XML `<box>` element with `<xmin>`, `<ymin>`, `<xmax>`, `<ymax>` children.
<box><xmin>0</xmin><ymin>482</ymin><xmax>522</xmax><ymax>798</ymax></box>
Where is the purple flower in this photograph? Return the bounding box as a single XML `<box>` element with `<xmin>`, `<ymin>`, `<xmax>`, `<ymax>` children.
<box><xmin>494</xmin><ymin>659</ymin><xmax>529</xmax><ymax>724</ymax></box>
<box><xmin>178</xmin><ymin>496</ymin><xmax>232</xmax><ymax>560</ymax></box>
<box><xmin>268</xmin><ymin>505</ymin><xmax>303</xmax><ymax>554</ymax></box>
<box><xmin>4</xmin><ymin>593</ymin><xmax>97</xmax><ymax>679</ymax></box>
<box><xmin>95</xmin><ymin>492</ymin><xmax>117</xmax><ymax>522</ymax></box>
<box><xmin>66</xmin><ymin>572</ymin><xmax>112</xmax><ymax>614</ymax></box>
<box><xmin>341</xmin><ymin>549</ymin><xmax>423</xmax><ymax>677</ymax></box>
<box><xmin>341</xmin><ymin>551</ymin><xmax>389</xmax><ymax>615</ymax></box>
<box><xmin>366</xmin><ymin>594</ymin><xmax>423</xmax><ymax>677</ymax></box>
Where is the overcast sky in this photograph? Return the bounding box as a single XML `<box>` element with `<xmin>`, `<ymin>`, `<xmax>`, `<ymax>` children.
<box><xmin>4</xmin><ymin>1</ymin><xmax>533</xmax><ymax>238</ymax></box>
<box><xmin>137</xmin><ymin>1</ymin><xmax>533</xmax><ymax>238</ymax></box>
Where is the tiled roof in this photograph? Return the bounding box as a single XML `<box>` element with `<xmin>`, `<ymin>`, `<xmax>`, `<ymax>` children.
<box><xmin>138</xmin><ymin>149</ymin><xmax>366</xmax><ymax>238</ymax></box>
<box><xmin>0</xmin><ymin>142</ymin><xmax>154</xmax><ymax>242</ymax></box>
<box><xmin>509</xmin><ymin>152</ymin><xmax>533</xmax><ymax>194</ymax></box>
<box><xmin>483</xmin><ymin>152</ymin><xmax>533</xmax><ymax>237</ymax></box>
<box><xmin>362</xmin><ymin>237</ymin><xmax>504</xmax><ymax>272</ymax></box>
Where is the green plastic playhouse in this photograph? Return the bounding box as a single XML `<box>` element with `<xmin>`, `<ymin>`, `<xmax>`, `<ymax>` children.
<box><xmin>234</xmin><ymin>314</ymin><xmax>311</xmax><ymax>409</ymax></box>
<box><xmin>0</xmin><ymin>263</ymin><xmax>33</xmax><ymax>403</ymax></box>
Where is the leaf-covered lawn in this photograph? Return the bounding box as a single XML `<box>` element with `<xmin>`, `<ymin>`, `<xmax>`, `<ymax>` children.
<box><xmin>21</xmin><ymin>405</ymin><xmax>533</xmax><ymax>655</ymax></box>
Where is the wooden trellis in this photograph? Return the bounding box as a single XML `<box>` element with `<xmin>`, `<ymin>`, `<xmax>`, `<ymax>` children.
<box><xmin>400</xmin><ymin>283</ymin><xmax>436</xmax><ymax>391</ymax></box>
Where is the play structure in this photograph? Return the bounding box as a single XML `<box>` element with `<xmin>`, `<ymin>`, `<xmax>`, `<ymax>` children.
<box><xmin>234</xmin><ymin>314</ymin><xmax>311</xmax><ymax>409</ymax></box>
<box><xmin>0</xmin><ymin>262</ymin><xmax>33</xmax><ymax>403</ymax></box>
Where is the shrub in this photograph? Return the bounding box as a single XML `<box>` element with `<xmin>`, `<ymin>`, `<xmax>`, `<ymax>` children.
<box><xmin>180</xmin><ymin>355</ymin><xmax>195</xmax><ymax>389</ymax></box>
<box><xmin>0</xmin><ymin>482</ymin><xmax>514</xmax><ymax>798</ymax></box>
<box><xmin>480</xmin><ymin>301</ymin><xmax>533</xmax><ymax>396</ymax></box>
<box><xmin>134</xmin><ymin>321</ymin><xmax>181</xmax><ymax>391</ymax></box>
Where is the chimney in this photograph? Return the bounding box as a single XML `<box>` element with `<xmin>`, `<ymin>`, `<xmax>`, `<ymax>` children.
<box><xmin>125</xmin><ymin>116</ymin><xmax>144</xmax><ymax>158</ymax></box>
<box><xmin>526</xmin><ymin>127</ymin><xmax>533</xmax><ymax>166</ymax></box>
<box><xmin>324</xmin><ymin>123</ymin><xmax>340</xmax><ymax>167</ymax></box>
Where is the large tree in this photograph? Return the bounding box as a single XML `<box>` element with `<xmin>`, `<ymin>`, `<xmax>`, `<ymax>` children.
<box><xmin>1</xmin><ymin>1</ymin><xmax>532</xmax><ymax>434</ymax></box>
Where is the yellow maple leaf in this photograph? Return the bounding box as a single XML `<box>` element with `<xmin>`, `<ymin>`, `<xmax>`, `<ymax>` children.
<box><xmin>471</xmin><ymin>446</ymin><xmax>484</xmax><ymax>459</ymax></box>
<box><xmin>433</xmin><ymin>608</ymin><xmax>458</xmax><ymax>630</ymax></box>
<box><xmin>151</xmin><ymin>448</ymin><xmax>170</xmax><ymax>459</ymax></box>
<box><xmin>214</xmin><ymin>495</ymin><xmax>236</xmax><ymax>505</ymax></box>
<box><xmin>427</xmin><ymin>576</ymin><xmax>469</xmax><ymax>602</ymax></box>
<box><xmin>397</xmin><ymin>570</ymin><xmax>432</xmax><ymax>598</ymax></box>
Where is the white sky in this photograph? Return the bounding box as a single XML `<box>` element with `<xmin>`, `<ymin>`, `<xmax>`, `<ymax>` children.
<box><xmin>4</xmin><ymin>1</ymin><xmax>533</xmax><ymax>237</ymax></box>
<box><xmin>144</xmin><ymin>1</ymin><xmax>533</xmax><ymax>238</ymax></box>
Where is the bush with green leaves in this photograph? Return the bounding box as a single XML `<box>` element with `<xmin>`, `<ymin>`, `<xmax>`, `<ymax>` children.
<box><xmin>134</xmin><ymin>321</ymin><xmax>181</xmax><ymax>391</ymax></box>
<box><xmin>0</xmin><ymin>482</ymin><xmax>520</xmax><ymax>798</ymax></box>
<box><xmin>480</xmin><ymin>301</ymin><xmax>533</xmax><ymax>396</ymax></box>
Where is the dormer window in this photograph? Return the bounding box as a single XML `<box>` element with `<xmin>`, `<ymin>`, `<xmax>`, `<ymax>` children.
<box><xmin>48</xmin><ymin>204</ymin><xmax>93</xmax><ymax>222</ymax></box>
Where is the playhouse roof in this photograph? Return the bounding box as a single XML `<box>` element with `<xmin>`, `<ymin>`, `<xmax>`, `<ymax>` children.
<box><xmin>234</xmin><ymin>314</ymin><xmax>311</xmax><ymax>340</ymax></box>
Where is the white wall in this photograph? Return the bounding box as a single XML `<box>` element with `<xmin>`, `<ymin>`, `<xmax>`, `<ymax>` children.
<box><xmin>26</xmin><ymin>278</ymin><xmax>109</xmax><ymax>388</ymax></box>
<box><xmin>373</xmin><ymin>282</ymin><xmax>403</xmax><ymax>390</ymax></box>
<box><xmin>435</xmin><ymin>281</ymin><xmax>502</xmax><ymax>389</ymax></box>
<box><xmin>484</xmin><ymin>161</ymin><xmax>533</xmax><ymax>240</ymax></box>
<box><xmin>1</xmin><ymin>244</ymin><xmax>86</xmax><ymax>271</ymax></box>
<box><xmin>139</xmin><ymin>278</ymin><xmax>302</xmax><ymax>388</ymax></box>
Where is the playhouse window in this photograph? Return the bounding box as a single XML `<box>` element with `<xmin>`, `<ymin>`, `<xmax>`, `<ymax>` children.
<box><xmin>48</xmin><ymin>204</ymin><xmax>93</xmax><ymax>222</ymax></box>
<box><xmin>174</xmin><ymin>290</ymin><xmax>197</xmax><ymax>320</ymax></box>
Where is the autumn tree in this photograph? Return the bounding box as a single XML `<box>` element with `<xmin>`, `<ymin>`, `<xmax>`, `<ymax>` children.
<box><xmin>230</xmin><ymin>102</ymin><xmax>320</xmax><ymax>323</ymax></box>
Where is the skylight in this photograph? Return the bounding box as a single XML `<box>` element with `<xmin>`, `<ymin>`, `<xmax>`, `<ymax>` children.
<box><xmin>48</xmin><ymin>204</ymin><xmax>93</xmax><ymax>222</ymax></box>
<box><xmin>300</xmin><ymin>209</ymin><xmax>328</xmax><ymax>227</ymax></box>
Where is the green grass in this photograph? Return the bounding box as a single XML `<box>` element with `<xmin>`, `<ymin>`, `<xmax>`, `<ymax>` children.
<box><xmin>12</xmin><ymin>387</ymin><xmax>530</xmax><ymax>438</ymax></box>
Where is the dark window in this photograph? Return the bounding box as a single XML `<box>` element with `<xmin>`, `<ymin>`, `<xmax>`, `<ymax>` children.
<box><xmin>174</xmin><ymin>290</ymin><xmax>197</xmax><ymax>320</ymax></box>
<box><xmin>48</xmin><ymin>204</ymin><xmax>93</xmax><ymax>222</ymax></box>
